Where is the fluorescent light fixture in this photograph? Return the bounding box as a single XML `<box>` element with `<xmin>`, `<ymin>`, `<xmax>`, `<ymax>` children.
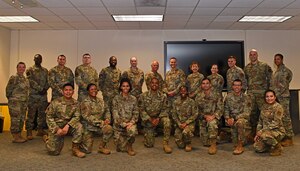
<box><xmin>239</xmin><ymin>16</ymin><xmax>292</xmax><ymax>22</ymax></box>
<box><xmin>112</xmin><ymin>15</ymin><xmax>163</xmax><ymax>22</ymax></box>
<box><xmin>0</xmin><ymin>16</ymin><xmax>38</xmax><ymax>22</ymax></box>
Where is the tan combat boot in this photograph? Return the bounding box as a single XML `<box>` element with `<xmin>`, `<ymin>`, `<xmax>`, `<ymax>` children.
<box><xmin>281</xmin><ymin>137</ymin><xmax>293</xmax><ymax>147</ymax></box>
<box><xmin>270</xmin><ymin>143</ymin><xmax>282</xmax><ymax>156</ymax></box>
<box><xmin>12</xmin><ymin>133</ymin><xmax>27</xmax><ymax>143</ymax></box>
<box><xmin>127</xmin><ymin>143</ymin><xmax>136</xmax><ymax>156</ymax></box>
<box><xmin>36</xmin><ymin>129</ymin><xmax>48</xmax><ymax>136</ymax></box>
<box><xmin>98</xmin><ymin>141</ymin><xmax>111</xmax><ymax>155</ymax></box>
<box><xmin>72</xmin><ymin>143</ymin><xmax>86</xmax><ymax>158</ymax></box>
<box><xmin>163</xmin><ymin>141</ymin><xmax>172</xmax><ymax>154</ymax></box>
<box><xmin>208</xmin><ymin>139</ymin><xmax>217</xmax><ymax>155</ymax></box>
<box><xmin>185</xmin><ymin>144</ymin><xmax>192</xmax><ymax>152</ymax></box>
<box><xmin>233</xmin><ymin>140</ymin><xmax>244</xmax><ymax>155</ymax></box>
<box><xmin>27</xmin><ymin>130</ymin><xmax>33</xmax><ymax>140</ymax></box>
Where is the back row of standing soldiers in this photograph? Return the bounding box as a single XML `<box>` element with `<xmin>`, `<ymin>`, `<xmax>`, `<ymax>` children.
<box><xmin>6</xmin><ymin>48</ymin><xmax>293</xmax><ymax>157</ymax></box>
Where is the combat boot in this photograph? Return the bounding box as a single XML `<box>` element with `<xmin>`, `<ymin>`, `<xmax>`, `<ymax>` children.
<box><xmin>233</xmin><ymin>140</ymin><xmax>244</xmax><ymax>155</ymax></box>
<box><xmin>127</xmin><ymin>143</ymin><xmax>136</xmax><ymax>156</ymax></box>
<box><xmin>27</xmin><ymin>130</ymin><xmax>33</xmax><ymax>140</ymax></box>
<box><xmin>36</xmin><ymin>129</ymin><xmax>48</xmax><ymax>136</ymax></box>
<box><xmin>208</xmin><ymin>139</ymin><xmax>217</xmax><ymax>155</ymax></box>
<box><xmin>98</xmin><ymin>141</ymin><xmax>111</xmax><ymax>155</ymax></box>
<box><xmin>281</xmin><ymin>137</ymin><xmax>293</xmax><ymax>147</ymax></box>
<box><xmin>185</xmin><ymin>144</ymin><xmax>192</xmax><ymax>152</ymax></box>
<box><xmin>270</xmin><ymin>143</ymin><xmax>282</xmax><ymax>156</ymax></box>
<box><xmin>72</xmin><ymin>143</ymin><xmax>86</xmax><ymax>158</ymax></box>
<box><xmin>12</xmin><ymin>133</ymin><xmax>27</xmax><ymax>143</ymax></box>
<box><xmin>163</xmin><ymin>141</ymin><xmax>172</xmax><ymax>154</ymax></box>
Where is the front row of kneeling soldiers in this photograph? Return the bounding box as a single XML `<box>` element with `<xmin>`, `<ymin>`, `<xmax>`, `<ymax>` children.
<box><xmin>42</xmin><ymin>76</ymin><xmax>285</xmax><ymax>158</ymax></box>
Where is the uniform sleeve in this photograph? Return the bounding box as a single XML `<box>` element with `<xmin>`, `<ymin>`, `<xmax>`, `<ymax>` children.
<box><xmin>112</xmin><ymin>97</ymin><xmax>124</xmax><ymax>127</ymax></box>
<box><xmin>171</xmin><ymin>101</ymin><xmax>181</xmax><ymax>126</ymax></box>
<box><xmin>256</xmin><ymin>114</ymin><xmax>263</xmax><ymax>132</ymax></box>
<box><xmin>145</xmin><ymin>73</ymin><xmax>151</xmax><ymax>90</ymax></box>
<box><xmin>185</xmin><ymin>100</ymin><xmax>198</xmax><ymax>125</ymax></box>
<box><xmin>214</xmin><ymin>96</ymin><xmax>224</xmax><ymax>120</ymax></box>
<box><xmin>67</xmin><ymin>104</ymin><xmax>81</xmax><ymax>128</ymax></box>
<box><xmin>6</xmin><ymin>76</ymin><xmax>16</xmax><ymax>99</ymax></box>
<box><xmin>26</xmin><ymin>69</ymin><xmax>43</xmax><ymax>92</ymax></box>
<box><xmin>236</xmin><ymin>95</ymin><xmax>252</xmax><ymax>121</ymax></box>
<box><xmin>159</xmin><ymin>95</ymin><xmax>169</xmax><ymax>118</ymax></box>
<box><xmin>46</xmin><ymin>102</ymin><xmax>60</xmax><ymax>134</ymax></box>
<box><xmin>68</xmin><ymin>69</ymin><xmax>75</xmax><ymax>87</ymax></box>
<box><xmin>266</xmin><ymin>64</ymin><xmax>273</xmax><ymax>89</ymax></box>
<box><xmin>81</xmin><ymin>101</ymin><xmax>103</xmax><ymax>127</ymax></box>
<box><xmin>98</xmin><ymin>69</ymin><xmax>106</xmax><ymax>92</ymax></box>
<box><xmin>268</xmin><ymin>105</ymin><xmax>284</xmax><ymax>130</ymax></box>
<box><xmin>174</xmin><ymin>70</ymin><xmax>186</xmax><ymax>95</ymax></box>
<box><xmin>43</xmin><ymin>69</ymin><xmax>50</xmax><ymax>91</ymax></box>
<box><xmin>130</xmin><ymin>98</ymin><xmax>139</xmax><ymax>124</ymax></box>
<box><xmin>223</xmin><ymin>97</ymin><xmax>230</xmax><ymax>119</ymax></box>
<box><xmin>48</xmin><ymin>69</ymin><xmax>61</xmax><ymax>93</ymax></box>
<box><xmin>139</xmin><ymin>94</ymin><xmax>151</xmax><ymax>122</ymax></box>
<box><xmin>75</xmin><ymin>67</ymin><xmax>87</xmax><ymax>89</ymax></box>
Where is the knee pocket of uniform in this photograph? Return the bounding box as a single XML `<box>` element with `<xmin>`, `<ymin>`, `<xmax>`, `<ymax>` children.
<box><xmin>102</xmin><ymin>125</ymin><xmax>113</xmax><ymax>134</ymax></box>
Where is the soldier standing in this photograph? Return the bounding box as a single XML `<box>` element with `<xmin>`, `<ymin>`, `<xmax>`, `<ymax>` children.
<box><xmin>75</xmin><ymin>53</ymin><xmax>98</xmax><ymax>102</ymax></box>
<box><xmin>195</xmin><ymin>78</ymin><xmax>224</xmax><ymax>155</ymax></box>
<box><xmin>6</xmin><ymin>62</ymin><xmax>30</xmax><ymax>143</ymax></box>
<box><xmin>81</xmin><ymin>83</ymin><xmax>113</xmax><ymax>155</ymax></box>
<box><xmin>139</xmin><ymin>77</ymin><xmax>172</xmax><ymax>153</ymax></box>
<box><xmin>270</xmin><ymin>53</ymin><xmax>294</xmax><ymax>146</ymax></box>
<box><xmin>186</xmin><ymin>61</ymin><xmax>204</xmax><ymax>99</ymax></box>
<box><xmin>254</xmin><ymin>90</ymin><xmax>285</xmax><ymax>156</ymax></box>
<box><xmin>112</xmin><ymin>78</ymin><xmax>139</xmax><ymax>156</ymax></box>
<box><xmin>48</xmin><ymin>54</ymin><xmax>74</xmax><ymax>101</ymax></box>
<box><xmin>145</xmin><ymin>60</ymin><xmax>164</xmax><ymax>91</ymax></box>
<box><xmin>226</xmin><ymin>56</ymin><xmax>247</xmax><ymax>92</ymax></box>
<box><xmin>244</xmin><ymin>49</ymin><xmax>272</xmax><ymax>139</ymax></box>
<box><xmin>172</xmin><ymin>86</ymin><xmax>198</xmax><ymax>152</ymax></box>
<box><xmin>98</xmin><ymin>56</ymin><xmax>121</xmax><ymax>111</ymax></box>
<box><xmin>26</xmin><ymin>54</ymin><xmax>49</xmax><ymax>139</ymax></box>
<box><xmin>207</xmin><ymin>64</ymin><xmax>224</xmax><ymax>97</ymax></box>
<box><xmin>121</xmin><ymin>57</ymin><xmax>144</xmax><ymax>98</ymax></box>
<box><xmin>43</xmin><ymin>83</ymin><xmax>86</xmax><ymax>158</ymax></box>
<box><xmin>224</xmin><ymin>79</ymin><xmax>252</xmax><ymax>155</ymax></box>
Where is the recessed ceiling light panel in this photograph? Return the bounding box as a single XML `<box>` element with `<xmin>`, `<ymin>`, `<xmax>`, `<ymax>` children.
<box><xmin>239</xmin><ymin>16</ymin><xmax>292</xmax><ymax>22</ymax></box>
<box><xmin>0</xmin><ymin>16</ymin><xmax>39</xmax><ymax>22</ymax></box>
<box><xmin>112</xmin><ymin>15</ymin><xmax>163</xmax><ymax>22</ymax></box>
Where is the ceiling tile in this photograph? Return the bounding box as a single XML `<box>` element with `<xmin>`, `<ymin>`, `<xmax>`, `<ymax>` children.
<box><xmin>229</xmin><ymin>22</ymin><xmax>255</xmax><ymax>30</ymax></box>
<box><xmin>60</xmin><ymin>15</ymin><xmax>89</xmax><ymax>22</ymax></box>
<box><xmin>219</xmin><ymin>8</ymin><xmax>252</xmax><ymax>16</ymax></box>
<box><xmin>37</xmin><ymin>0</ymin><xmax>73</xmax><ymax>8</ymax></box>
<box><xmin>167</xmin><ymin>0</ymin><xmax>199</xmax><ymax>7</ymax></box>
<box><xmin>214</xmin><ymin>16</ymin><xmax>241</xmax><ymax>22</ymax></box>
<box><xmin>0</xmin><ymin>0</ymin><xmax>14</xmax><ymax>8</ymax></box>
<box><xmin>0</xmin><ymin>8</ymin><xmax>26</xmax><ymax>15</ymax></box>
<box><xmin>69</xmin><ymin>22</ymin><xmax>96</xmax><ymax>29</ymax></box>
<box><xmin>193</xmin><ymin>8</ymin><xmax>223</xmax><ymax>16</ymax></box>
<box><xmin>206</xmin><ymin>21</ymin><xmax>234</xmax><ymax>29</ymax></box>
<box><xmin>247</xmin><ymin>8</ymin><xmax>279</xmax><ymax>15</ymax></box>
<box><xmin>49</xmin><ymin>8</ymin><xmax>82</xmax><ymax>15</ymax></box>
<box><xmin>136</xmin><ymin>7</ymin><xmax>165</xmax><ymax>14</ymax></box>
<box><xmin>197</xmin><ymin>0</ymin><xmax>231</xmax><ymax>8</ymax></box>
<box><xmin>273</xmin><ymin>9</ymin><xmax>300</xmax><ymax>16</ymax></box>
<box><xmin>101</xmin><ymin>0</ymin><xmax>135</xmax><ymax>7</ymax></box>
<box><xmin>166</xmin><ymin>7</ymin><xmax>194</xmax><ymax>15</ymax></box>
<box><xmin>163</xmin><ymin>22</ymin><xmax>186</xmax><ymax>29</ymax></box>
<box><xmin>93</xmin><ymin>21</ymin><xmax>117</xmax><ymax>27</ymax></box>
<box><xmin>21</xmin><ymin>7</ymin><xmax>53</xmax><ymax>15</ymax></box>
<box><xmin>116</xmin><ymin>22</ymin><xmax>140</xmax><ymax>27</ymax></box>
<box><xmin>22</xmin><ymin>22</ymin><xmax>52</xmax><ymax>29</ymax></box>
<box><xmin>117</xmin><ymin>26</ymin><xmax>140</xmax><ymax>29</ymax></box>
<box><xmin>68</xmin><ymin>0</ymin><xmax>104</xmax><ymax>7</ymax></box>
<box><xmin>77</xmin><ymin>7</ymin><xmax>109</xmax><ymax>15</ymax></box>
<box><xmin>248</xmin><ymin>23</ymin><xmax>277</xmax><ymax>30</ymax></box>
<box><xmin>33</xmin><ymin>15</ymin><xmax>64</xmax><ymax>22</ymax></box>
<box><xmin>189</xmin><ymin>16</ymin><xmax>216</xmax><ymax>22</ymax></box>
<box><xmin>228</xmin><ymin>0</ymin><xmax>263</xmax><ymax>8</ymax></box>
<box><xmin>185</xmin><ymin>22</ymin><xmax>210</xmax><ymax>29</ymax></box>
<box><xmin>86</xmin><ymin>15</ymin><xmax>113</xmax><ymax>22</ymax></box>
<box><xmin>140</xmin><ymin>22</ymin><xmax>163</xmax><ymax>29</ymax></box>
<box><xmin>164</xmin><ymin>15</ymin><xmax>190</xmax><ymax>22</ymax></box>
<box><xmin>257</xmin><ymin>0</ymin><xmax>295</xmax><ymax>8</ymax></box>
<box><xmin>286</xmin><ymin>0</ymin><xmax>300</xmax><ymax>8</ymax></box>
<box><xmin>107</xmin><ymin>7</ymin><xmax>137</xmax><ymax>14</ymax></box>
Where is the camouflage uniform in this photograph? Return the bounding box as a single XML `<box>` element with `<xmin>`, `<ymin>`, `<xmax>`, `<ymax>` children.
<box><xmin>139</xmin><ymin>90</ymin><xmax>170</xmax><ymax>147</ymax></box>
<box><xmin>145</xmin><ymin>71</ymin><xmax>164</xmax><ymax>91</ymax></box>
<box><xmin>253</xmin><ymin>102</ymin><xmax>285</xmax><ymax>152</ymax></box>
<box><xmin>6</xmin><ymin>74</ymin><xmax>30</xmax><ymax>133</ymax></box>
<box><xmin>195</xmin><ymin>91</ymin><xmax>224</xmax><ymax>146</ymax></box>
<box><xmin>48</xmin><ymin>65</ymin><xmax>74</xmax><ymax>101</ymax></box>
<box><xmin>226</xmin><ymin>66</ymin><xmax>247</xmax><ymax>92</ymax></box>
<box><xmin>270</xmin><ymin>64</ymin><xmax>293</xmax><ymax>138</ymax></box>
<box><xmin>172</xmin><ymin>97</ymin><xmax>198</xmax><ymax>148</ymax></box>
<box><xmin>45</xmin><ymin>97</ymin><xmax>83</xmax><ymax>155</ymax></box>
<box><xmin>187</xmin><ymin>72</ymin><xmax>204</xmax><ymax>99</ymax></box>
<box><xmin>244</xmin><ymin>61</ymin><xmax>272</xmax><ymax>130</ymax></box>
<box><xmin>207</xmin><ymin>73</ymin><xmax>224</xmax><ymax>97</ymax></box>
<box><xmin>112</xmin><ymin>94</ymin><xmax>139</xmax><ymax>152</ymax></box>
<box><xmin>75</xmin><ymin>64</ymin><xmax>98</xmax><ymax>102</ymax></box>
<box><xmin>81</xmin><ymin>96</ymin><xmax>113</xmax><ymax>153</ymax></box>
<box><xmin>99</xmin><ymin>66</ymin><xmax>121</xmax><ymax>111</ymax></box>
<box><xmin>224</xmin><ymin>92</ymin><xmax>252</xmax><ymax>144</ymax></box>
<box><xmin>26</xmin><ymin>65</ymin><xmax>49</xmax><ymax>131</ymax></box>
<box><xmin>122</xmin><ymin>68</ymin><xmax>144</xmax><ymax>98</ymax></box>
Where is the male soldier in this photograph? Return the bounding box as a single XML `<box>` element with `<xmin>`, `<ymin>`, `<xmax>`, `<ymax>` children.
<box><xmin>172</xmin><ymin>86</ymin><xmax>198</xmax><ymax>152</ymax></box>
<box><xmin>163</xmin><ymin>57</ymin><xmax>186</xmax><ymax>112</ymax></box>
<box><xmin>195</xmin><ymin>78</ymin><xmax>223</xmax><ymax>155</ymax></box>
<box><xmin>224</xmin><ymin>79</ymin><xmax>252</xmax><ymax>155</ymax></box>
<box><xmin>207</xmin><ymin>64</ymin><xmax>224</xmax><ymax>97</ymax></box>
<box><xmin>26</xmin><ymin>54</ymin><xmax>49</xmax><ymax>139</ymax></box>
<box><xmin>270</xmin><ymin>53</ymin><xmax>294</xmax><ymax>146</ymax></box>
<box><xmin>81</xmin><ymin>83</ymin><xmax>113</xmax><ymax>155</ymax></box>
<box><xmin>6</xmin><ymin>62</ymin><xmax>30</xmax><ymax>143</ymax></box>
<box><xmin>75</xmin><ymin>53</ymin><xmax>98</xmax><ymax>102</ymax></box>
<box><xmin>145</xmin><ymin>60</ymin><xmax>164</xmax><ymax>91</ymax></box>
<box><xmin>121</xmin><ymin>57</ymin><xmax>144</xmax><ymax>98</ymax></box>
<box><xmin>43</xmin><ymin>83</ymin><xmax>85</xmax><ymax>158</ymax></box>
<box><xmin>244</xmin><ymin>49</ymin><xmax>272</xmax><ymax>139</ymax></box>
<box><xmin>139</xmin><ymin>77</ymin><xmax>172</xmax><ymax>153</ymax></box>
<box><xmin>226</xmin><ymin>56</ymin><xmax>247</xmax><ymax>92</ymax></box>
<box><xmin>48</xmin><ymin>54</ymin><xmax>74</xmax><ymax>101</ymax></box>
<box><xmin>99</xmin><ymin>56</ymin><xmax>121</xmax><ymax>111</ymax></box>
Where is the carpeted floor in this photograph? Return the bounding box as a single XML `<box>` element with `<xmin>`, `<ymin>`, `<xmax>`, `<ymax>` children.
<box><xmin>0</xmin><ymin>131</ymin><xmax>299</xmax><ymax>171</ymax></box>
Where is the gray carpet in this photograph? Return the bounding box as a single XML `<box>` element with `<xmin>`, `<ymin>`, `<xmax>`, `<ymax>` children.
<box><xmin>0</xmin><ymin>131</ymin><xmax>299</xmax><ymax>171</ymax></box>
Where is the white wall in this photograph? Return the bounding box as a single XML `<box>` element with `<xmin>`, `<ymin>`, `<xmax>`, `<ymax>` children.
<box><xmin>0</xmin><ymin>26</ymin><xmax>11</xmax><ymax>103</ymax></box>
<box><xmin>6</xmin><ymin>29</ymin><xmax>300</xmax><ymax>102</ymax></box>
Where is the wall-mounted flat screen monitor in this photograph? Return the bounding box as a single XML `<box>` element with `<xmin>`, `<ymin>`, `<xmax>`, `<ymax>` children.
<box><xmin>164</xmin><ymin>41</ymin><xmax>245</xmax><ymax>89</ymax></box>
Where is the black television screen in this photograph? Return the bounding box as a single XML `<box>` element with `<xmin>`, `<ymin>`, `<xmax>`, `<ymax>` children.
<box><xmin>164</xmin><ymin>41</ymin><xmax>245</xmax><ymax>89</ymax></box>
